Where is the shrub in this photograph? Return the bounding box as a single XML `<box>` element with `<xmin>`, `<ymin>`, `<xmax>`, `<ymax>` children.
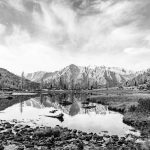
<box><xmin>128</xmin><ymin>105</ymin><xmax>137</xmax><ymax>112</ymax></box>
<box><xmin>138</xmin><ymin>98</ymin><xmax>150</xmax><ymax>112</ymax></box>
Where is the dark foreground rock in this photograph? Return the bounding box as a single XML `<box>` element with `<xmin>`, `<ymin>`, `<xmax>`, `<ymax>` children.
<box><xmin>0</xmin><ymin>120</ymin><xmax>149</xmax><ymax>150</ymax></box>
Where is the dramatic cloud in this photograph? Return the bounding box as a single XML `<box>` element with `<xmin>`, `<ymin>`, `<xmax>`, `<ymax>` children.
<box><xmin>0</xmin><ymin>0</ymin><xmax>150</xmax><ymax>74</ymax></box>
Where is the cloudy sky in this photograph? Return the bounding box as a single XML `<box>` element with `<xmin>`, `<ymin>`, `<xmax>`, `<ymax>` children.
<box><xmin>0</xmin><ymin>0</ymin><xmax>150</xmax><ymax>75</ymax></box>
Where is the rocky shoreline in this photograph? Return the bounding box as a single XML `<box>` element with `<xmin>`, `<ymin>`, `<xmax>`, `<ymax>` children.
<box><xmin>0</xmin><ymin>120</ymin><xmax>149</xmax><ymax>150</ymax></box>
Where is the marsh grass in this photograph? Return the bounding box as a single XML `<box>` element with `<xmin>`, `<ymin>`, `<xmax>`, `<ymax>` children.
<box><xmin>128</xmin><ymin>98</ymin><xmax>150</xmax><ymax>114</ymax></box>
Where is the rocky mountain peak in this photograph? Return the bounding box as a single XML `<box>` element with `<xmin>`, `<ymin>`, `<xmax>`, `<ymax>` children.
<box><xmin>25</xmin><ymin>64</ymin><xmax>137</xmax><ymax>89</ymax></box>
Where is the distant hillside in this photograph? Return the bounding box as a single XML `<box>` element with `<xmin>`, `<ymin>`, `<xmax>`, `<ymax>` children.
<box><xmin>26</xmin><ymin>64</ymin><xmax>136</xmax><ymax>89</ymax></box>
<box><xmin>0</xmin><ymin>68</ymin><xmax>39</xmax><ymax>90</ymax></box>
<box><xmin>26</xmin><ymin>71</ymin><xmax>47</xmax><ymax>83</ymax></box>
<box><xmin>126</xmin><ymin>69</ymin><xmax>150</xmax><ymax>89</ymax></box>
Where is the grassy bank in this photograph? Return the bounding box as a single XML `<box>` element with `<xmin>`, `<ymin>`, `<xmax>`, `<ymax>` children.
<box><xmin>123</xmin><ymin>98</ymin><xmax>150</xmax><ymax>138</ymax></box>
<box><xmin>87</xmin><ymin>89</ymin><xmax>150</xmax><ymax>138</ymax></box>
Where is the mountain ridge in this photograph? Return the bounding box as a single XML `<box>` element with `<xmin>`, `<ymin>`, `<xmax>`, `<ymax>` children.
<box><xmin>25</xmin><ymin>64</ymin><xmax>138</xmax><ymax>89</ymax></box>
<box><xmin>1</xmin><ymin>65</ymin><xmax>149</xmax><ymax>90</ymax></box>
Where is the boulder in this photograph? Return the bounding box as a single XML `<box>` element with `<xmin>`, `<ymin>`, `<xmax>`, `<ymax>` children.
<box><xmin>34</xmin><ymin>127</ymin><xmax>52</xmax><ymax>137</ymax></box>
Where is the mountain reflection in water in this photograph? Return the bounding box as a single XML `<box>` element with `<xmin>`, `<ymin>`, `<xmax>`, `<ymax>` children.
<box><xmin>23</xmin><ymin>94</ymin><xmax>108</xmax><ymax>116</ymax></box>
<box><xmin>0</xmin><ymin>94</ymin><xmax>140</xmax><ymax>136</ymax></box>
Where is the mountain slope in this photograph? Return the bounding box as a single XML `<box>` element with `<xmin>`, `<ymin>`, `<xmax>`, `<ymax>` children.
<box><xmin>26</xmin><ymin>71</ymin><xmax>47</xmax><ymax>83</ymax></box>
<box><xmin>26</xmin><ymin>64</ymin><xmax>136</xmax><ymax>89</ymax></box>
<box><xmin>0</xmin><ymin>68</ymin><xmax>39</xmax><ymax>90</ymax></box>
<box><xmin>126</xmin><ymin>69</ymin><xmax>150</xmax><ymax>89</ymax></box>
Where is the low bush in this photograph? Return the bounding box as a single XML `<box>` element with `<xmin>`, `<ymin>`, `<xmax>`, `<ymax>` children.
<box><xmin>128</xmin><ymin>105</ymin><xmax>137</xmax><ymax>112</ymax></box>
<box><xmin>138</xmin><ymin>98</ymin><xmax>150</xmax><ymax>112</ymax></box>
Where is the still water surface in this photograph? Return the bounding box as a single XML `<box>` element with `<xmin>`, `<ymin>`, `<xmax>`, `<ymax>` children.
<box><xmin>0</xmin><ymin>94</ymin><xmax>139</xmax><ymax>136</ymax></box>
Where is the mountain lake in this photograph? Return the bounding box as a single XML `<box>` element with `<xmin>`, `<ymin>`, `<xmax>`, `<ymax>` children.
<box><xmin>0</xmin><ymin>94</ymin><xmax>140</xmax><ymax>137</ymax></box>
